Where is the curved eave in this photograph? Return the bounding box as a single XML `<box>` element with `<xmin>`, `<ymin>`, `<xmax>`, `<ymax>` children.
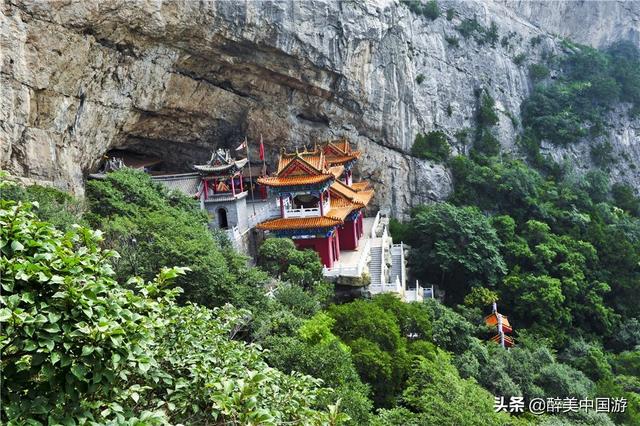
<box><xmin>257</xmin><ymin>216</ymin><xmax>341</xmax><ymax>231</ymax></box>
<box><xmin>257</xmin><ymin>174</ymin><xmax>333</xmax><ymax>187</ymax></box>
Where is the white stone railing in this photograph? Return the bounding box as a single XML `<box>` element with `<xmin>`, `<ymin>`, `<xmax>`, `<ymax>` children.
<box><xmin>368</xmin><ymin>276</ymin><xmax>403</xmax><ymax>296</ymax></box>
<box><xmin>283</xmin><ymin>199</ymin><xmax>329</xmax><ymax>218</ymax></box>
<box><xmin>370</xmin><ymin>211</ymin><xmax>381</xmax><ymax>238</ymax></box>
<box><xmin>379</xmin><ymin>225</ymin><xmax>388</xmax><ymax>288</ymax></box>
<box><xmin>205</xmin><ymin>190</ymin><xmax>247</xmax><ymax>199</ymax></box>
<box><xmin>323</xmin><ymin>238</ymin><xmax>371</xmax><ymax>278</ymax></box>
<box><xmin>391</xmin><ymin>242</ymin><xmax>406</xmax><ymax>288</ymax></box>
<box><xmin>405</xmin><ymin>285</ymin><xmax>424</xmax><ymax>302</ymax></box>
<box><xmin>225</xmin><ymin>225</ymin><xmax>242</xmax><ymax>250</ymax></box>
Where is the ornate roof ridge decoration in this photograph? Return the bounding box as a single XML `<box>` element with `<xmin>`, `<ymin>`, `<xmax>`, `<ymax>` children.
<box><xmin>193</xmin><ymin>148</ymin><xmax>248</xmax><ymax>174</ymax></box>
<box><xmin>276</xmin><ymin>147</ymin><xmax>329</xmax><ymax>174</ymax></box>
<box><xmin>321</xmin><ymin>138</ymin><xmax>361</xmax><ymax>166</ymax></box>
<box><xmin>257</xmin><ymin>139</ymin><xmax>374</xmax><ymax>232</ymax></box>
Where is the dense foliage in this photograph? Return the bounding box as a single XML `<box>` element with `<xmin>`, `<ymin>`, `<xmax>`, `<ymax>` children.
<box><xmin>394</xmin><ymin>43</ymin><xmax>640</xmax><ymax>424</ymax></box>
<box><xmin>85</xmin><ymin>170</ymin><xmax>269</xmax><ymax>309</ymax></box>
<box><xmin>410</xmin><ymin>131</ymin><xmax>451</xmax><ymax>163</ymax></box>
<box><xmin>522</xmin><ymin>41</ymin><xmax>640</xmax><ymax>150</ymax></box>
<box><xmin>0</xmin><ymin>196</ymin><xmax>338</xmax><ymax>424</ymax></box>
<box><xmin>401</xmin><ymin>0</ymin><xmax>440</xmax><ymax>20</ymax></box>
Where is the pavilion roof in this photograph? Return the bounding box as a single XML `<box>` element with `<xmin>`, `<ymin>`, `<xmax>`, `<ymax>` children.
<box><xmin>193</xmin><ymin>149</ymin><xmax>248</xmax><ymax>174</ymax></box>
<box><xmin>257</xmin><ymin>174</ymin><xmax>333</xmax><ymax>187</ymax></box>
<box><xmin>256</xmin><ymin>193</ymin><xmax>362</xmax><ymax>231</ymax></box>
<box><xmin>484</xmin><ymin>313</ymin><xmax>512</xmax><ymax>330</ymax></box>
<box><xmin>277</xmin><ymin>149</ymin><xmax>328</xmax><ymax>174</ymax></box>
<box><xmin>330</xmin><ymin>180</ymin><xmax>374</xmax><ymax>207</ymax></box>
<box><xmin>328</xmin><ymin>165</ymin><xmax>345</xmax><ymax>179</ymax></box>
<box><xmin>256</xmin><ymin>216</ymin><xmax>342</xmax><ymax>231</ymax></box>
<box><xmin>351</xmin><ymin>181</ymin><xmax>371</xmax><ymax>192</ymax></box>
<box><xmin>322</xmin><ymin>138</ymin><xmax>361</xmax><ymax>165</ymax></box>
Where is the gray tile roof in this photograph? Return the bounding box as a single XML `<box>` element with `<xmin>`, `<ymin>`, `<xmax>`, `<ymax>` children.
<box><xmin>152</xmin><ymin>173</ymin><xmax>201</xmax><ymax>197</ymax></box>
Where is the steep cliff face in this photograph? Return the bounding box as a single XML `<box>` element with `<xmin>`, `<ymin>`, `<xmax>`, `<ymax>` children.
<box><xmin>1</xmin><ymin>0</ymin><xmax>638</xmax><ymax>216</ymax></box>
<box><xmin>505</xmin><ymin>0</ymin><xmax>640</xmax><ymax>48</ymax></box>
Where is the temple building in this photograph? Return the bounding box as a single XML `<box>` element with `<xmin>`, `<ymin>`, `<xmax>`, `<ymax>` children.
<box><xmin>104</xmin><ymin>138</ymin><xmax>425</xmax><ymax>302</ymax></box>
<box><xmin>149</xmin><ymin>148</ymin><xmax>254</xmax><ymax>249</ymax></box>
<box><xmin>256</xmin><ymin>145</ymin><xmax>374</xmax><ymax>268</ymax></box>
<box><xmin>321</xmin><ymin>138</ymin><xmax>361</xmax><ymax>186</ymax></box>
<box><xmin>193</xmin><ymin>149</ymin><xmax>250</xmax><ymax>231</ymax></box>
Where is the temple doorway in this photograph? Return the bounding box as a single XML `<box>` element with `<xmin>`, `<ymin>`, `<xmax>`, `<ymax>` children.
<box><xmin>217</xmin><ymin>208</ymin><xmax>228</xmax><ymax>229</ymax></box>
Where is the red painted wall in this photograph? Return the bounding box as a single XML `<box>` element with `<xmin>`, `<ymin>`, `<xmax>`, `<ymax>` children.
<box><xmin>339</xmin><ymin>220</ymin><xmax>358</xmax><ymax>250</ymax></box>
<box><xmin>294</xmin><ymin>236</ymin><xmax>334</xmax><ymax>268</ymax></box>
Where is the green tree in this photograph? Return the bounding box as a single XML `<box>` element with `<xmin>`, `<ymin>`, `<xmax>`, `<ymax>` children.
<box><xmin>406</xmin><ymin>203</ymin><xmax>507</xmax><ymax>303</ymax></box>
<box><xmin>612</xmin><ymin>183</ymin><xmax>640</xmax><ymax>216</ymax></box>
<box><xmin>264</xmin><ymin>313</ymin><xmax>373</xmax><ymax>425</ymax></box>
<box><xmin>411</xmin><ymin>131</ymin><xmax>451</xmax><ymax>162</ymax></box>
<box><xmin>327</xmin><ymin>300</ymin><xmax>410</xmax><ymax>407</ymax></box>
<box><xmin>477</xmin><ymin>92</ymin><xmax>499</xmax><ymax>127</ymax></box>
<box><xmin>258</xmin><ymin>237</ymin><xmax>328</xmax><ymax>294</ymax></box>
<box><xmin>0</xmin><ymin>201</ymin><xmax>339</xmax><ymax>424</ymax></box>
<box><xmin>399</xmin><ymin>351</ymin><xmax>522</xmax><ymax>425</ymax></box>
<box><xmin>1</xmin><ymin>182</ymin><xmax>86</xmax><ymax>230</ymax></box>
<box><xmin>86</xmin><ymin>169</ymin><xmax>267</xmax><ymax>308</ymax></box>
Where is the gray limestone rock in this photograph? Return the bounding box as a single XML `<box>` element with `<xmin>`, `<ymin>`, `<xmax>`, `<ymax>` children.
<box><xmin>1</xmin><ymin>0</ymin><xmax>638</xmax><ymax>216</ymax></box>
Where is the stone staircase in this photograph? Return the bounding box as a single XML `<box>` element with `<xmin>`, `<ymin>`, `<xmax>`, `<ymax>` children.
<box><xmin>389</xmin><ymin>246</ymin><xmax>402</xmax><ymax>285</ymax></box>
<box><xmin>369</xmin><ymin>243</ymin><xmax>383</xmax><ymax>287</ymax></box>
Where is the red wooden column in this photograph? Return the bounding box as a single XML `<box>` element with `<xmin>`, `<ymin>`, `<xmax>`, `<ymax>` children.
<box><xmin>239</xmin><ymin>172</ymin><xmax>244</xmax><ymax>192</ymax></box>
<box><xmin>231</xmin><ymin>175</ymin><xmax>236</xmax><ymax>195</ymax></box>
<box><xmin>203</xmin><ymin>179</ymin><xmax>209</xmax><ymax>200</ymax></box>
<box><xmin>320</xmin><ymin>236</ymin><xmax>333</xmax><ymax>268</ymax></box>
<box><xmin>279</xmin><ymin>195</ymin><xmax>285</xmax><ymax>217</ymax></box>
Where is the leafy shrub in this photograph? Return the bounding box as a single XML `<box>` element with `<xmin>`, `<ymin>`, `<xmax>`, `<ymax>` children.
<box><xmin>529</xmin><ymin>63</ymin><xmax>550</xmax><ymax>81</ymax></box>
<box><xmin>612</xmin><ymin>183</ymin><xmax>640</xmax><ymax>216</ymax></box>
<box><xmin>444</xmin><ymin>35</ymin><xmax>459</xmax><ymax>47</ymax></box>
<box><xmin>258</xmin><ymin>237</ymin><xmax>329</xmax><ymax>298</ymax></box>
<box><xmin>484</xmin><ymin>21</ymin><xmax>499</xmax><ymax>47</ymax></box>
<box><xmin>457</xmin><ymin>17</ymin><xmax>484</xmax><ymax>39</ymax></box>
<box><xmin>477</xmin><ymin>92</ymin><xmax>499</xmax><ymax>127</ymax></box>
<box><xmin>530</xmin><ymin>35</ymin><xmax>543</xmax><ymax>46</ymax></box>
<box><xmin>411</xmin><ymin>131</ymin><xmax>451</xmax><ymax>162</ymax></box>
<box><xmin>513</xmin><ymin>53</ymin><xmax>527</xmax><ymax>65</ymax></box>
<box><xmin>402</xmin><ymin>0</ymin><xmax>440</xmax><ymax>20</ymax></box>
<box><xmin>474</xmin><ymin>130</ymin><xmax>501</xmax><ymax>157</ymax></box>
<box><xmin>0</xmin><ymin>202</ymin><xmax>338</xmax><ymax>424</ymax></box>
<box><xmin>389</xmin><ymin>218</ymin><xmax>410</xmax><ymax>243</ymax></box>
<box><xmin>522</xmin><ymin>42</ymin><xmax>640</xmax><ymax>146</ymax></box>
<box><xmin>415</xmin><ymin>73</ymin><xmax>425</xmax><ymax>84</ymax></box>
<box><xmin>0</xmin><ymin>183</ymin><xmax>85</xmax><ymax>230</ymax></box>
<box><xmin>422</xmin><ymin>0</ymin><xmax>440</xmax><ymax>20</ymax></box>
<box><xmin>456</xmin><ymin>18</ymin><xmax>498</xmax><ymax>46</ymax></box>
<box><xmin>446</xmin><ymin>7</ymin><xmax>455</xmax><ymax>21</ymax></box>
<box><xmin>590</xmin><ymin>141</ymin><xmax>616</xmax><ymax>166</ymax></box>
